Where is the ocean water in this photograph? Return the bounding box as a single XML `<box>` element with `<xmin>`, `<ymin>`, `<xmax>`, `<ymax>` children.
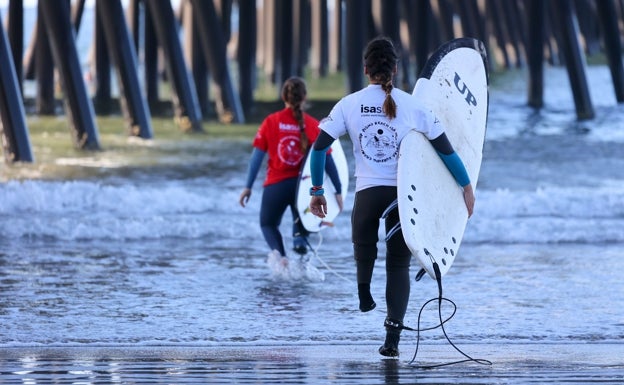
<box><xmin>1</xmin><ymin>61</ymin><xmax>624</xmax><ymax>382</ymax></box>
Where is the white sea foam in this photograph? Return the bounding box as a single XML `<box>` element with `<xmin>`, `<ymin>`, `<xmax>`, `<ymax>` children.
<box><xmin>1</xmin><ymin>63</ymin><xmax>623</xmax><ymax>350</ymax></box>
<box><xmin>1</xmin><ymin>179</ymin><xmax>622</xmax><ymax>244</ymax></box>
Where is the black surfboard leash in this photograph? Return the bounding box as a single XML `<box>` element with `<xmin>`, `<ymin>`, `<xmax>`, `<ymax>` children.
<box><xmin>383</xmin><ymin>199</ymin><xmax>491</xmax><ymax>367</ymax></box>
<box><xmin>405</xmin><ymin>252</ymin><xmax>492</xmax><ymax>368</ymax></box>
<box><xmin>303</xmin><ymin>233</ymin><xmax>354</xmax><ymax>284</ymax></box>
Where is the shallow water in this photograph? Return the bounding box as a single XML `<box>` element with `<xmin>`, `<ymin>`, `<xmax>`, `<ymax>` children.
<box><xmin>1</xmin><ymin>65</ymin><xmax>624</xmax><ymax>383</ymax></box>
<box><xmin>1</xmin><ymin>344</ymin><xmax>623</xmax><ymax>384</ymax></box>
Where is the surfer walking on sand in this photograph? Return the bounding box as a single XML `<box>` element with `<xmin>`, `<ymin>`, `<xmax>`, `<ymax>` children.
<box><xmin>308</xmin><ymin>36</ymin><xmax>475</xmax><ymax>357</ymax></box>
<box><xmin>239</xmin><ymin>76</ymin><xmax>343</xmax><ymax>265</ymax></box>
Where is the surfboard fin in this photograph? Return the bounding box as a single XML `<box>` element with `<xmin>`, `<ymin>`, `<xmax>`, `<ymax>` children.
<box><xmin>414</xmin><ymin>268</ymin><xmax>427</xmax><ymax>282</ymax></box>
<box><xmin>381</xmin><ymin>199</ymin><xmax>399</xmax><ymax>219</ymax></box>
<box><xmin>385</xmin><ymin>222</ymin><xmax>402</xmax><ymax>242</ymax></box>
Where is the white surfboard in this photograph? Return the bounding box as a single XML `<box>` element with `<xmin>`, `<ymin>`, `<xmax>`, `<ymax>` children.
<box><xmin>296</xmin><ymin>140</ymin><xmax>349</xmax><ymax>232</ymax></box>
<box><xmin>397</xmin><ymin>38</ymin><xmax>488</xmax><ymax>280</ymax></box>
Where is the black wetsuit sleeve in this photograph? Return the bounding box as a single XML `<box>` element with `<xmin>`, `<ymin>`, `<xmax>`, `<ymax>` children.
<box><xmin>313</xmin><ymin>131</ymin><xmax>335</xmax><ymax>151</ymax></box>
<box><xmin>429</xmin><ymin>132</ymin><xmax>454</xmax><ymax>155</ymax></box>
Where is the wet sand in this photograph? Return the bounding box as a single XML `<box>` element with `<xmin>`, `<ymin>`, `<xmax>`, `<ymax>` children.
<box><xmin>1</xmin><ymin>343</ymin><xmax>622</xmax><ymax>384</ymax></box>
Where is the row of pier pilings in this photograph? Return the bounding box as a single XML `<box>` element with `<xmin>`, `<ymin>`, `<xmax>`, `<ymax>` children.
<box><xmin>1</xmin><ymin>0</ymin><xmax>624</xmax><ymax>163</ymax></box>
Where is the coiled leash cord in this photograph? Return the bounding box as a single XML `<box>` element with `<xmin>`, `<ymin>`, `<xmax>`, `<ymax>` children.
<box><xmin>382</xmin><ymin>199</ymin><xmax>491</xmax><ymax>367</ymax></box>
<box><xmin>405</xmin><ymin>259</ymin><xmax>492</xmax><ymax>368</ymax></box>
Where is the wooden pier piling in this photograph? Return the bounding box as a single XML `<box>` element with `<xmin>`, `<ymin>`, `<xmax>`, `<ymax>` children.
<box><xmin>1</xmin><ymin>0</ymin><xmax>624</xmax><ymax>164</ymax></box>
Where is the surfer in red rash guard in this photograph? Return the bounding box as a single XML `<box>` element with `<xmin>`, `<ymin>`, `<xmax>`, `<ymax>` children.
<box><xmin>308</xmin><ymin>37</ymin><xmax>475</xmax><ymax>357</ymax></box>
<box><xmin>239</xmin><ymin>77</ymin><xmax>342</xmax><ymax>261</ymax></box>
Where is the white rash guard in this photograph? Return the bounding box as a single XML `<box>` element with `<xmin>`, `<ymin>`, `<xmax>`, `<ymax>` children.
<box><xmin>319</xmin><ymin>84</ymin><xmax>445</xmax><ymax>192</ymax></box>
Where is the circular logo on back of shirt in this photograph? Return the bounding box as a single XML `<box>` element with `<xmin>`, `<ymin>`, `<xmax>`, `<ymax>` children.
<box><xmin>278</xmin><ymin>135</ymin><xmax>304</xmax><ymax>166</ymax></box>
<box><xmin>359</xmin><ymin>121</ymin><xmax>398</xmax><ymax>163</ymax></box>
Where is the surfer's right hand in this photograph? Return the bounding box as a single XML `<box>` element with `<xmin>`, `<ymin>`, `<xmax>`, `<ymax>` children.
<box><xmin>335</xmin><ymin>194</ymin><xmax>344</xmax><ymax>212</ymax></box>
<box><xmin>463</xmin><ymin>184</ymin><xmax>475</xmax><ymax>217</ymax></box>
<box><xmin>239</xmin><ymin>188</ymin><xmax>252</xmax><ymax>207</ymax></box>
<box><xmin>309</xmin><ymin>196</ymin><xmax>327</xmax><ymax>218</ymax></box>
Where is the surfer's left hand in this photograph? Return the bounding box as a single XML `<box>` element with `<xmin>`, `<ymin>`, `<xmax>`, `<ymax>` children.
<box><xmin>310</xmin><ymin>196</ymin><xmax>327</xmax><ymax>218</ymax></box>
<box><xmin>239</xmin><ymin>188</ymin><xmax>252</xmax><ymax>207</ymax></box>
<box><xmin>463</xmin><ymin>184</ymin><xmax>475</xmax><ymax>217</ymax></box>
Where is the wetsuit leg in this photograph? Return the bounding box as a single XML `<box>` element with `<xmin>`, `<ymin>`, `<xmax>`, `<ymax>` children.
<box><xmin>282</xmin><ymin>178</ymin><xmax>309</xmax><ymax>255</ymax></box>
<box><xmin>352</xmin><ymin>188</ymin><xmax>380</xmax><ymax>311</ymax></box>
<box><xmin>384</xmin><ymin>200</ymin><xmax>412</xmax><ymax>323</ymax></box>
<box><xmin>352</xmin><ymin>186</ymin><xmax>401</xmax><ymax>311</ymax></box>
<box><xmin>260</xmin><ymin>180</ymin><xmax>293</xmax><ymax>256</ymax></box>
<box><xmin>352</xmin><ymin>188</ymin><xmax>380</xmax><ymax>283</ymax></box>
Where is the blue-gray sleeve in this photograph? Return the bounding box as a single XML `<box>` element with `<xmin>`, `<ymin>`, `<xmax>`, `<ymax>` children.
<box><xmin>311</xmin><ymin>131</ymin><xmax>335</xmax><ymax>187</ymax></box>
<box><xmin>310</xmin><ymin>147</ymin><xmax>329</xmax><ymax>187</ymax></box>
<box><xmin>244</xmin><ymin>148</ymin><xmax>266</xmax><ymax>189</ymax></box>
<box><xmin>437</xmin><ymin>152</ymin><xmax>470</xmax><ymax>187</ymax></box>
<box><xmin>429</xmin><ymin>133</ymin><xmax>470</xmax><ymax>187</ymax></box>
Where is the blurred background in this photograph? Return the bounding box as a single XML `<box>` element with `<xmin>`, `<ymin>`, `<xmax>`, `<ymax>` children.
<box><xmin>2</xmin><ymin>0</ymin><xmax>623</xmax><ymax>164</ymax></box>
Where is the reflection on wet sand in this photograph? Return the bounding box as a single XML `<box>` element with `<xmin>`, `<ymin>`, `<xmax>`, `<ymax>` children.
<box><xmin>1</xmin><ymin>344</ymin><xmax>623</xmax><ymax>384</ymax></box>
